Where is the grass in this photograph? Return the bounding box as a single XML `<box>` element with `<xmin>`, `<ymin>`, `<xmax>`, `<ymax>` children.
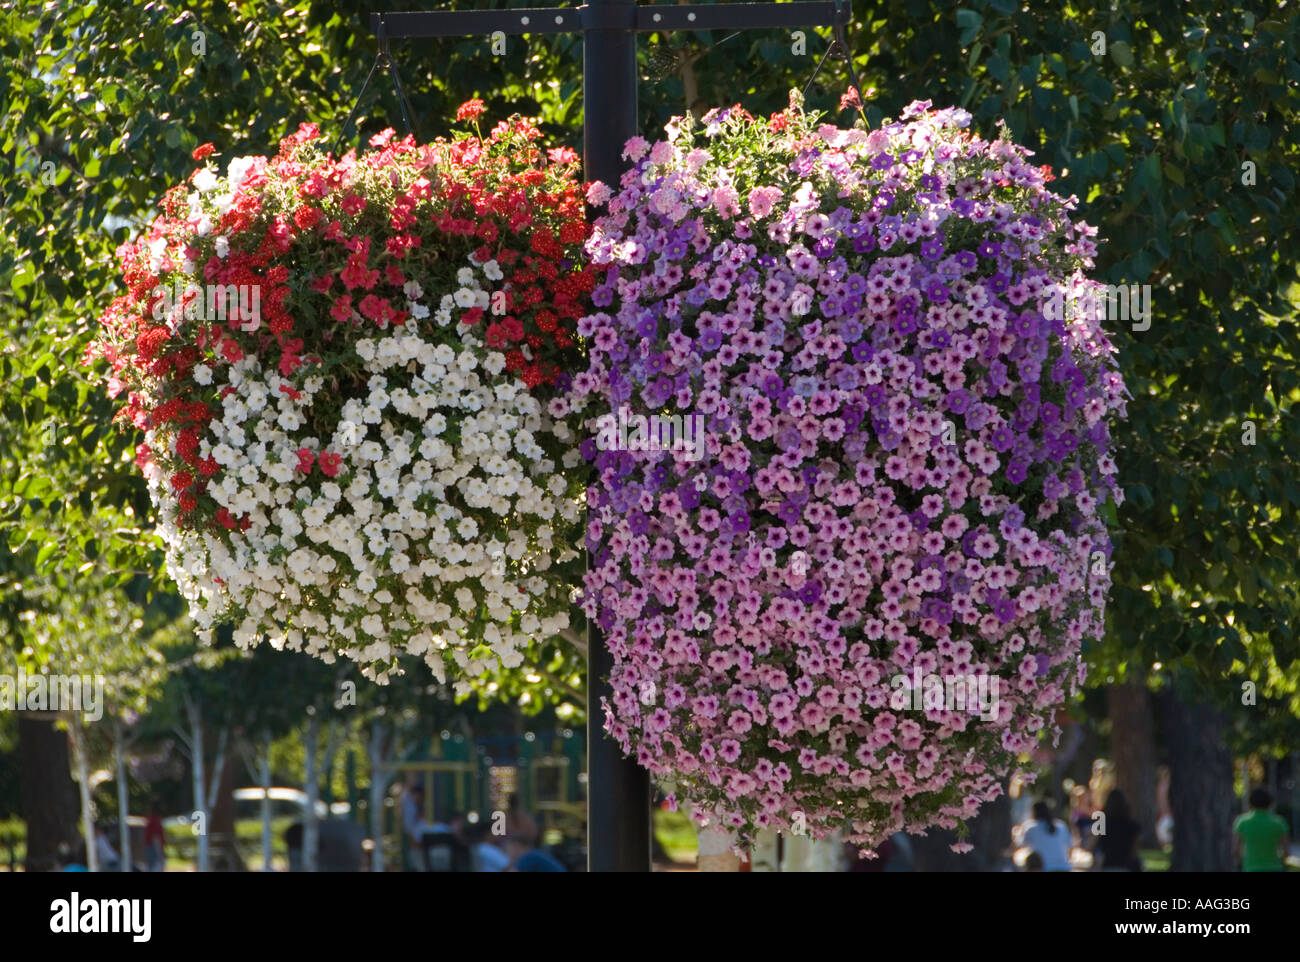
<box><xmin>1140</xmin><ymin>848</ymin><xmax>1170</xmax><ymax>872</ymax></box>
<box><xmin>162</xmin><ymin>816</ymin><xmax>297</xmax><ymax>871</ymax></box>
<box><xmin>653</xmin><ymin>806</ymin><xmax>698</xmax><ymax>863</ymax></box>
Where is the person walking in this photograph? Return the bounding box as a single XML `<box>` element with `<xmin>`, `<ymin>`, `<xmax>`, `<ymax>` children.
<box><xmin>144</xmin><ymin>798</ymin><xmax>167</xmax><ymax>872</ymax></box>
<box><xmin>1093</xmin><ymin>789</ymin><xmax>1142</xmax><ymax>871</ymax></box>
<box><xmin>1233</xmin><ymin>788</ymin><xmax>1290</xmax><ymax>872</ymax></box>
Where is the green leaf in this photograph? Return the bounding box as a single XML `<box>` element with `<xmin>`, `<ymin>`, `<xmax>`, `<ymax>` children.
<box><xmin>956</xmin><ymin>9</ymin><xmax>983</xmax><ymax>46</ymax></box>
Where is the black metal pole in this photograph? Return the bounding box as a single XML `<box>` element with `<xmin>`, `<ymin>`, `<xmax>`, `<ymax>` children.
<box><xmin>583</xmin><ymin>0</ymin><xmax>651</xmax><ymax>873</ymax></box>
<box><xmin>372</xmin><ymin>0</ymin><xmax>848</xmax><ymax>875</ymax></box>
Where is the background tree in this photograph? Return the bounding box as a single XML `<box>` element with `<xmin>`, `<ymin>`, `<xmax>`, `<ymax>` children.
<box><xmin>3</xmin><ymin>0</ymin><xmax>1299</xmax><ymax>872</ymax></box>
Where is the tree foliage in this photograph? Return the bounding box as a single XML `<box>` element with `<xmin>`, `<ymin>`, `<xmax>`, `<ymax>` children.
<box><xmin>2</xmin><ymin>0</ymin><xmax>1298</xmax><ymax>731</ymax></box>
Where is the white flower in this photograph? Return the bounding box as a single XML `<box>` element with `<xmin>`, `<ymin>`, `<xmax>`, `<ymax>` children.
<box><xmin>193</xmin><ymin>364</ymin><xmax>213</xmax><ymax>386</ymax></box>
<box><xmin>483</xmin><ymin>259</ymin><xmax>503</xmax><ymax>281</ymax></box>
<box><xmin>227</xmin><ymin>155</ymin><xmax>258</xmax><ymax>190</ymax></box>
<box><xmin>193</xmin><ymin>167</ymin><xmax>218</xmax><ymax>193</ymax></box>
<box><xmin>355</xmin><ymin>339</ymin><xmax>377</xmax><ymax>362</ymax></box>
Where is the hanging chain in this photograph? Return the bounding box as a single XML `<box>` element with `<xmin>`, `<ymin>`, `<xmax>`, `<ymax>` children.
<box><xmin>333</xmin><ymin>16</ymin><xmax>417</xmax><ymax>156</ymax></box>
<box><xmin>802</xmin><ymin>2</ymin><xmax>867</xmax><ymax>122</ymax></box>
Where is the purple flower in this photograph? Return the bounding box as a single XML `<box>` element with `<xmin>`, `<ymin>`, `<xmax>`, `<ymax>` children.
<box><xmin>923</xmin><ymin>278</ymin><xmax>950</xmax><ymax>302</ymax></box>
<box><xmin>798</xmin><ymin>581</ymin><xmax>822</xmax><ymax>605</ymax></box>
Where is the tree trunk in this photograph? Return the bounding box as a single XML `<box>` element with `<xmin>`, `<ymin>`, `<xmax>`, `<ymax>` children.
<box><xmin>114</xmin><ymin>720</ymin><xmax>132</xmax><ymax>871</ymax></box>
<box><xmin>187</xmin><ymin>698</ymin><xmax>209</xmax><ymax>873</ymax></box>
<box><xmin>368</xmin><ymin>723</ymin><xmax>387</xmax><ymax>873</ymax></box>
<box><xmin>321</xmin><ymin>720</ymin><xmax>341</xmax><ymax>811</ymax></box>
<box><xmin>1107</xmin><ymin>681</ymin><xmax>1160</xmax><ymax>847</ymax></box>
<box><xmin>207</xmin><ymin>730</ymin><xmax>243</xmax><ymax>871</ymax></box>
<box><xmin>259</xmin><ymin>731</ymin><xmax>274</xmax><ymax>871</ymax></box>
<box><xmin>19</xmin><ymin>711</ymin><xmax>80</xmax><ymax>871</ymax></box>
<box><xmin>303</xmin><ymin>715</ymin><xmax>320</xmax><ymax>872</ymax></box>
<box><xmin>67</xmin><ymin>714</ymin><xmax>97</xmax><ymax>872</ymax></box>
<box><xmin>1161</xmin><ymin>686</ymin><xmax>1235</xmax><ymax>871</ymax></box>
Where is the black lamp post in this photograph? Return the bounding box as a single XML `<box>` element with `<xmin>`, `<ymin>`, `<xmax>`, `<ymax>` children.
<box><xmin>371</xmin><ymin>0</ymin><xmax>851</xmax><ymax>873</ymax></box>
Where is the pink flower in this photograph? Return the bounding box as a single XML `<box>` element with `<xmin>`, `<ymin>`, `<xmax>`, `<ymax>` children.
<box><xmin>621</xmin><ymin>136</ymin><xmax>650</xmax><ymax>162</ymax></box>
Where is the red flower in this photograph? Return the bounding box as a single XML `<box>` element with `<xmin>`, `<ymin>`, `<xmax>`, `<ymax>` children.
<box><xmin>330</xmin><ymin>295</ymin><xmax>353</xmax><ymax>322</ymax></box>
<box><xmin>170</xmin><ymin>470</ymin><xmax>194</xmax><ymax>492</ymax></box>
<box><xmin>192</xmin><ymin>143</ymin><xmax>216</xmax><ymax>161</ymax></box>
<box><xmin>340</xmin><ymin>256</ymin><xmax>379</xmax><ymax>290</ymax></box>
<box><xmin>359</xmin><ymin>293</ymin><xmax>393</xmax><ymax>322</ymax></box>
<box><xmin>548</xmin><ymin>147</ymin><xmax>579</xmax><ymax>165</ymax></box>
<box><xmin>319</xmin><ymin>451</ymin><xmax>343</xmax><ymax>477</ymax></box>
<box><xmin>294</xmin><ymin>206</ymin><xmax>321</xmax><ymax>230</ymax></box>
<box><xmin>295</xmin><ymin>448</ymin><xmax>316</xmax><ymax>473</ymax></box>
<box><xmin>457</xmin><ymin>99</ymin><xmax>486</xmax><ymax>122</ymax></box>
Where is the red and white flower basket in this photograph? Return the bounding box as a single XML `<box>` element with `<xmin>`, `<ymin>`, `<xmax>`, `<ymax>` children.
<box><xmin>93</xmin><ymin>104</ymin><xmax>594</xmax><ymax>683</ymax></box>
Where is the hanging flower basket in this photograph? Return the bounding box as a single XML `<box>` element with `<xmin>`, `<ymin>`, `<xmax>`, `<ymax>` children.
<box><xmin>568</xmin><ymin>91</ymin><xmax>1128</xmax><ymax>850</ymax></box>
<box><xmin>92</xmin><ymin>104</ymin><xmax>594</xmax><ymax>682</ymax></box>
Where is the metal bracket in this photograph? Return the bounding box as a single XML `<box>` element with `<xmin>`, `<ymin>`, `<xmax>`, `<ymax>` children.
<box><xmin>370</xmin><ymin>2</ymin><xmax>847</xmax><ymax>40</ymax></box>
